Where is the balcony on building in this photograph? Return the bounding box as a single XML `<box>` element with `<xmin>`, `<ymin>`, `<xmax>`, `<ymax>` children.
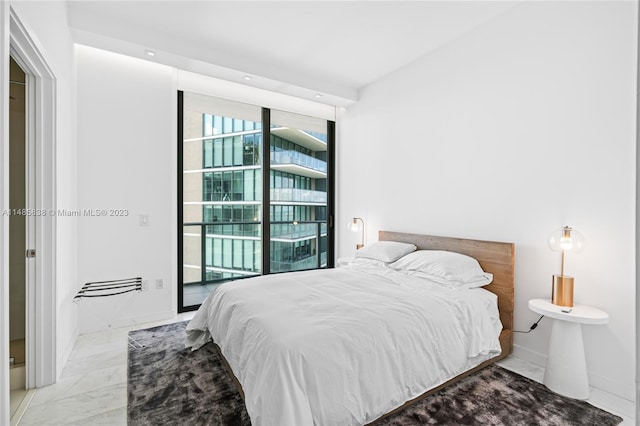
<box><xmin>271</xmin><ymin>127</ymin><xmax>327</xmax><ymax>151</ymax></box>
<box><xmin>270</xmin><ymin>150</ymin><xmax>326</xmax><ymax>178</ymax></box>
<box><xmin>271</xmin><ymin>188</ymin><xmax>327</xmax><ymax>205</ymax></box>
<box><xmin>271</xmin><ymin>222</ymin><xmax>327</xmax><ymax>242</ymax></box>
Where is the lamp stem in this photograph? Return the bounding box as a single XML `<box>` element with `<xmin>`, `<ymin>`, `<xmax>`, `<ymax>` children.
<box><xmin>351</xmin><ymin>217</ymin><xmax>365</xmax><ymax>249</ymax></box>
<box><xmin>561</xmin><ymin>249</ymin><xmax>565</xmax><ymax>276</ymax></box>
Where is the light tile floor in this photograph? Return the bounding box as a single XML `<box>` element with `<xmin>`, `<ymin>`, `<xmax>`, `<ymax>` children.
<box><xmin>13</xmin><ymin>316</ymin><xmax>635</xmax><ymax>425</ymax></box>
<box><xmin>13</xmin><ymin>313</ymin><xmax>195</xmax><ymax>426</ymax></box>
<box><xmin>496</xmin><ymin>357</ymin><xmax>635</xmax><ymax>425</ymax></box>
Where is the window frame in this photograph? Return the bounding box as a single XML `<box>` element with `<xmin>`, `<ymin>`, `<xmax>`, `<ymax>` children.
<box><xmin>177</xmin><ymin>91</ymin><xmax>336</xmax><ymax>312</ymax></box>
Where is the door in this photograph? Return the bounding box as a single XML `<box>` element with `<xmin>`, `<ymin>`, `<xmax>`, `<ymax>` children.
<box><xmin>8</xmin><ymin>56</ymin><xmax>27</xmax><ymax>416</ymax></box>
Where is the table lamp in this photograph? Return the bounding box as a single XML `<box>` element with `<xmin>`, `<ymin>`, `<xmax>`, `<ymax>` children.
<box><xmin>348</xmin><ymin>217</ymin><xmax>365</xmax><ymax>250</ymax></box>
<box><xmin>547</xmin><ymin>226</ymin><xmax>585</xmax><ymax>307</ymax></box>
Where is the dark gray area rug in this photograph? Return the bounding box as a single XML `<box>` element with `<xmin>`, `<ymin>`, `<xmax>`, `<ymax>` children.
<box><xmin>128</xmin><ymin>321</ymin><xmax>622</xmax><ymax>426</ymax></box>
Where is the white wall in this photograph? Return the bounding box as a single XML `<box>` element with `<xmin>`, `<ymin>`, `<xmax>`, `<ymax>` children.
<box><xmin>8</xmin><ymin>0</ymin><xmax>78</xmax><ymax>379</ymax></box>
<box><xmin>338</xmin><ymin>1</ymin><xmax>636</xmax><ymax>400</ymax></box>
<box><xmin>76</xmin><ymin>45</ymin><xmax>175</xmax><ymax>332</ymax></box>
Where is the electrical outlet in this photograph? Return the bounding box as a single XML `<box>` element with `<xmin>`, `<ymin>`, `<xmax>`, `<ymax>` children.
<box><xmin>142</xmin><ymin>280</ymin><xmax>149</xmax><ymax>292</ymax></box>
<box><xmin>155</xmin><ymin>279</ymin><xmax>164</xmax><ymax>290</ymax></box>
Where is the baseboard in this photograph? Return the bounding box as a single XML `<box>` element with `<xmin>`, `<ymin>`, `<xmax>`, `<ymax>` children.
<box><xmin>589</xmin><ymin>370</ymin><xmax>635</xmax><ymax>402</ymax></box>
<box><xmin>512</xmin><ymin>344</ymin><xmax>634</xmax><ymax>402</ymax></box>
<box><xmin>57</xmin><ymin>326</ymin><xmax>78</xmax><ymax>380</ymax></box>
<box><xmin>78</xmin><ymin>309</ymin><xmax>175</xmax><ymax>334</ymax></box>
<box><xmin>124</xmin><ymin>310</ymin><xmax>177</xmax><ymax>329</ymax></box>
<box><xmin>511</xmin><ymin>343</ymin><xmax>546</xmax><ymax>368</ymax></box>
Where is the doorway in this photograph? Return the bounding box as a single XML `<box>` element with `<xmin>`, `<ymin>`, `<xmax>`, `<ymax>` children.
<box><xmin>1</xmin><ymin>8</ymin><xmax>58</xmax><ymax>424</ymax></box>
<box><xmin>8</xmin><ymin>56</ymin><xmax>27</xmax><ymax>418</ymax></box>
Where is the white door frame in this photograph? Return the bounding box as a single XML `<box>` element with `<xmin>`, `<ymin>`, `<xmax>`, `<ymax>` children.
<box><xmin>9</xmin><ymin>3</ymin><xmax>58</xmax><ymax>389</ymax></box>
<box><xmin>1</xmin><ymin>1</ymin><xmax>12</xmax><ymax>424</ymax></box>
<box><xmin>1</xmin><ymin>5</ymin><xmax>57</xmax><ymax>424</ymax></box>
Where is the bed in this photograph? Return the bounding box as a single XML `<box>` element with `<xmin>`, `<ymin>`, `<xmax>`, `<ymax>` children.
<box><xmin>185</xmin><ymin>231</ymin><xmax>515</xmax><ymax>425</ymax></box>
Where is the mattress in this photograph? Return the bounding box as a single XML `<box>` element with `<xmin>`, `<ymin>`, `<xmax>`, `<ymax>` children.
<box><xmin>185</xmin><ymin>262</ymin><xmax>502</xmax><ymax>426</ymax></box>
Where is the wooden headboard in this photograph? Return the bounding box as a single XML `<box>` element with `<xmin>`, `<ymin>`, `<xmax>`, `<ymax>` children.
<box><xmin>379</xmin><ymin>231</ymin><xmax>515</xmax><ymax>358</ymax></box>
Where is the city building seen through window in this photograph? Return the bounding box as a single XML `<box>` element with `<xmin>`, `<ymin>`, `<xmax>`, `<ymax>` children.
<box><xmin>179</xmin><ymin>92</ymin><xmax>333</xmax><ymax>310</ymax></box>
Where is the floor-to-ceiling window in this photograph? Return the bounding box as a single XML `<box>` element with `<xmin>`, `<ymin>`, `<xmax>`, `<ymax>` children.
<box><xmin>270</xmin><ymin>110</ymin><xmax>329</xmax><ymax>273</ymax></box>
<box><xmin>178</xmin><ymin>92</ymin><xmax>335</xmax><ymax>311</ymax></box>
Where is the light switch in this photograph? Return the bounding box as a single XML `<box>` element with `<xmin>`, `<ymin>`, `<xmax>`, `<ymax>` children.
<box><xmin>139</xmin><ymin>214</ymin><xmax>150</xmax><ymax>226</ymax></box>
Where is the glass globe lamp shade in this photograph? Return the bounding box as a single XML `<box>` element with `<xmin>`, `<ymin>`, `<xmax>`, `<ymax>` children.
<box><xmin>347</xmin><ymin>218</ymin><xmax>362</xmax><ymax>232</ymax></box>
<box><xmin>547</xmin><ymin>226</ymin><xmax>585</xmax><ymax>253</ymax></box>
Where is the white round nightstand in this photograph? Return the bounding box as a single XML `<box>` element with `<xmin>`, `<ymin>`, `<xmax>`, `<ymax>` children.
<box><xmin>528</xmin><ymin>298</ymin><xmax>608</xmax><ymax>400</ymax></box>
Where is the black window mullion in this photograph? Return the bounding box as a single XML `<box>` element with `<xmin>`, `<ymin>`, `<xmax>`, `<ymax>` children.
<box><xmin>326</xmin><ymin>120</ymin><xmax>336</xmax><ymax>268</ymax></box>
<box><xmin>177</xmin><ymin>91</ymin><xmax>185</xmax><ymax>311</ymax></box>
<box><xmin>201</xmin><ymin>224</ymin><xmax>207</xmax><ymax>283</ymax></box>
<box><xmin>261</xmin><ymin>107</ymin><xmax>271</xmax><ymax>275</ymax></box>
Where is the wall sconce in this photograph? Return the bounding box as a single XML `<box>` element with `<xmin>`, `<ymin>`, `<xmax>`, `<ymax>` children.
<box><xmin>547</xmin><ymin>226</ymin><xmax>585</xmax><ymax>307</ymax></box>
<box><xmin>348</xmin><ymin>217</ymin><xmax>365</xmax><ymax>250</ymax></box>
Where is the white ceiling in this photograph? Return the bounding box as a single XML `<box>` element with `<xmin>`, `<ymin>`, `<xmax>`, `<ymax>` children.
<box><xmin>67</xmin><ymin>1</ymin><xmax>518</xmax><ymax>106</ymax></box>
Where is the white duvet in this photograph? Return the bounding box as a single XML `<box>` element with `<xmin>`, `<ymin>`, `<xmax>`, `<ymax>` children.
<box><xmin>185</xmin><ymin>263</ymin><xmax>502</xmax><ymax>426</ymax></box>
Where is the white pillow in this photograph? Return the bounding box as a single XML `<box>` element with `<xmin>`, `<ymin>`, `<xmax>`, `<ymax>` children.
<box><xmin>389</xmin><ymin>250</ymin><xmax>493</xmax><ymax>289</ymax></box>
<box><xmin>354</xmin><ymin>241</ymin><xmax>417</xmax><ymax>263</ymax></box>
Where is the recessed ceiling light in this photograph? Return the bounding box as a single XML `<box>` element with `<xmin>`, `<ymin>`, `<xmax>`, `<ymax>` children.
<box><xmin>314</xmin><ymin>94</ymin><xmax>322</xmax><ymax>98</ymax></box>
<box><xmin>243</xmin><ymin>75</ymin><xmax>253</xmax><ymax>81</ymax></box>
<box><xmin>144</xmin><ymin>50</ymin><xmax>156</xmax><ymax>57</ymax></box>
